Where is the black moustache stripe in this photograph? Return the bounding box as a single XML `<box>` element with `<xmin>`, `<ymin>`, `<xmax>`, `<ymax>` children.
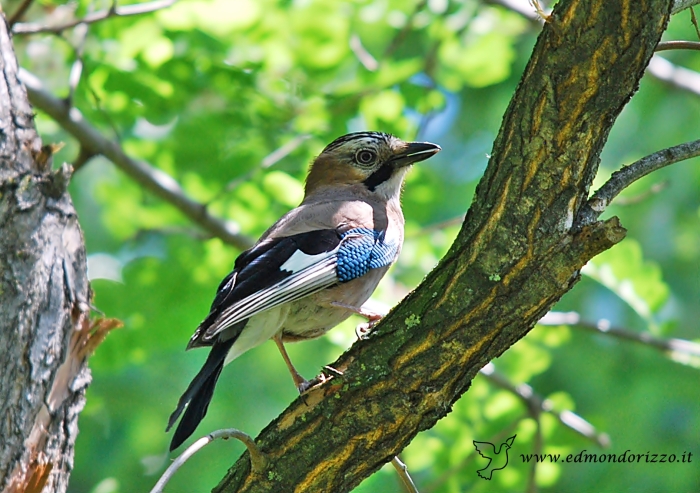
<box><xmin>363</xmin><ymin>164</ymin><xmax>393</xmax><ymax>191</ymax></box>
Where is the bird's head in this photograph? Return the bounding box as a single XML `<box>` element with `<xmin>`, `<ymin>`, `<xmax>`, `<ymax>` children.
<box><xmin>305</xmin><ymin>131</ymin><xmax>441</xmax><ymax>200</ymax></box>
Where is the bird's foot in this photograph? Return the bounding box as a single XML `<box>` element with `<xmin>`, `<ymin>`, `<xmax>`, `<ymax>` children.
<box><xmin>297</xmin><ymin>379</ymin><xmax>314</xmax><ymax>394</ymax></box>
<box><xmin>327</xmin><ymin>301</ymin><xmax>385</xmax><ymax>339</ymax></box>
<box><xmin>297</xmin><ymin>366</ymin><xmax>343</xmax><ymax>394</ymax></box>
<box><xmin>355</xmin><ymin>318</ymin><xmax>380</xmax><ymax>340</ymax></box>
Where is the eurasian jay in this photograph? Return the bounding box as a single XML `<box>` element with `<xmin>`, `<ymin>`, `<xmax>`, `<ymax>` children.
<box><xmin>167</xmin><ymin>131</ymin><xmax>440</xmax><ymax>451</ymax></box>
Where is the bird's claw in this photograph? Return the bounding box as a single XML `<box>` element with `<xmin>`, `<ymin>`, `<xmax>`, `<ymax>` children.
<box><xmin>355</xmin><ymin>319</ymin><xmax>380</xmax><ymax>340</ymax></box>
<box><xmin>297</xmin><ymin>379</ymin><xmax>314</xmax><ymax>394</ymax></box>
<box><xmin>296</xmin><ymin>366</ymin><xmax>343</xmax><ymax>394</ymax></box>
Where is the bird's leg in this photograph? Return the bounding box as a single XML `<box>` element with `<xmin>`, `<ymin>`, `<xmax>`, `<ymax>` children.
<box><xmin>329</xmin><ymin>301</ymin><xmax>385</xmax><ymax>339</ymax></box>
<box><xmin>273</xmin><ymin>335</ymin><xmax>341</xmax><ymax>394</ymax></box>
<box><xmin>272</xmin><ymin>334</ymin><xmax>310</xmax><ymax>393</ymax></box>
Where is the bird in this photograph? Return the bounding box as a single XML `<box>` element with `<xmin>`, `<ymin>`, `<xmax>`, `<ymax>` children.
<box><xmin>473</xmin><ymin>435</ymin><xmax>517</xmax><ymax>480</ymax></box>
<box><xmin>166</xmin><ymin>131</ymin><xmax>441</xmax><ymax>451</ymax></box>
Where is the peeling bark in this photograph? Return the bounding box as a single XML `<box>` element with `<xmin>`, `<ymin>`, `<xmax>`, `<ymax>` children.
<box><xmin>0</xmin><ymin>15</ymin><xmax>92</xmax><ymax>493</ymax></box>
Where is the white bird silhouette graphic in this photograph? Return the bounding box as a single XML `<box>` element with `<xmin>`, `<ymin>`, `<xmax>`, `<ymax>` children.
<box><xmin>473</xmin><ymin>434</ymin><xmax>517</xmax><ymax>480</ymax></box>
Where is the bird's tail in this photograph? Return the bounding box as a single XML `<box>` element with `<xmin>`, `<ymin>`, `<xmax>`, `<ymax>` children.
<box><xmin>166</xmin><ymin>338</ymin><xmax>235</xmax><ymax>451</ymax></box>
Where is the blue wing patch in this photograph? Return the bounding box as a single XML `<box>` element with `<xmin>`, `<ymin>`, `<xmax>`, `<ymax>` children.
<box><xmin>336</xmin><ymin>227</ymin><xmax>399</xmax><ymax>282</ymax></box>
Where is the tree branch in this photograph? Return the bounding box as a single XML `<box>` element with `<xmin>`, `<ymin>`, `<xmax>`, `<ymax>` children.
<box><xmin>540</xmin><ymin>312</ymin><xmax>700</xmax><ymax>361</ymax></box>
<box><xmin>12</xmin><ymin>0</ymin><xmax>179</xmax><ymax>35</ymax></box>
<box><xmin>7</xmin><ymin>0</ymin><xmax>34</xmax><ymax>27</ymax></box>
<box><xmin>480</xmin><ymin>364</ymin><xmax>611</xmax><ymax>447</ymax></box>
<box><xmin>656</xmin><ymin>40</ymin><xmax>700</xmax><ymax>51</ymax></box>
<box><xmin>213</xmin><ymin>0</ymin><xmax>671</xmax><ymax>490</ymax></box>
<box><xmin>647</xmin><ymin>55</ymin><xmax>700</xmax><ymax>96</ymax></box>
<box><xmin>672</xmin><ymin>0</ymin><xmax>700</xmax><ymax>13</ymax></box>
<box><xmin>18</xmin><ymin>69</ymin><xmax>255</xmax><ymax>250</ymax></box>
<box><xmin>614</xmin><ymin>180</ymin><xmax>669</xmax><ymax>205</ymax></box>
<box><xmin>576</xmin><ymin>139</ymin><xmax>700</xmax><ymax>226</ymax></box>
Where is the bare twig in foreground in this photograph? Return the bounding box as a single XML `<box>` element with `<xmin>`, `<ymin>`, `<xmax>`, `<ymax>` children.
<box><xmin>392</xmin><ymin>456</ymin><xmax>420</xmax><ymax>493</ymax></box>
<box><xmin>656</xmin><ymin>40</ymin><xmax>700</xmax><ymax>51</ymax></box>
<box><xmin>150</xmin><ymin>429</ymin><xmax>267</xmax><ymax>493</ymax></box>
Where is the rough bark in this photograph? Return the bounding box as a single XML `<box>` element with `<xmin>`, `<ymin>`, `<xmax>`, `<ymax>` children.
<box><xmin>0</xmin><ymin>15</ymin><xmax>91</xmax><ymax>493</ymax></box>
<box><xmin>215</xmin><ymin>0</ymin><xmax>671</xmax><ymax>491</ymax></box>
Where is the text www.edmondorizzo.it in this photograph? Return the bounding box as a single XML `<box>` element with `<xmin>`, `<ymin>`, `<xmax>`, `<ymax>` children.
<box><xmin>521</xmin><ymin>450</ymin><xmax>693</xmax><ymax>464</ymax></box>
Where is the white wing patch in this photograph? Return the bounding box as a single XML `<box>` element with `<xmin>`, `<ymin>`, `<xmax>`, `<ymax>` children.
<box><xmin>280</xmin><ymin>247</ymin><xmax>338</xmax><ymax>274</ymax></box>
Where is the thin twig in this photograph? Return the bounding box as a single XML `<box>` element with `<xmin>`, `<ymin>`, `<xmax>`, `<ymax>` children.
<box><xmin>521</xmin><ymin>353</ymin><xmax>544</xmax><ymax>493</ymax></box>
<box><xmin>479</xmin><ymin>363</ymin><xmax>611</xmax><ymax>448</ymax></box>
<box><xmin>392</xmin><ymin>456</ymin><xmax>420</xmax><ymax>493</ymax></box>
<box><xmin>150</xmin><ymin>428</ymin><xmax>267</xmax><ymax>493</ymax></box>
<box><xmin>130</xmin><ymin>226</ymin><xmax>214</xmax><ymax>241</ymax></box>
<box><xmin>350</xmin><ymin>34</ymin><xmax>379</xmax><ymax>71</ymax></box>
<box><xmin>540</xmin><ymin>311</ymin><xmax>700</xmax><ymax>360</ymax></box>
<box><xmin>673</xmin><ymin>0</ymin><xmax>700</xmax><ymax>15</ymax></box>
<box><xmin>526</xmin><ymin>416</ymin><xmax>542</xmax><ymax>493</ymax></box>
<box><xmin>647</xmin><ymin>55</ymin><xmax>700</xmax><ymax>96</ymax></box>
<box><xmin>614</xmin><ymin>180</ymin><xmax>669</xmax><ymax>205</ymax></box>
<box><xmin>7</xmin><ymin>0</ymin><xmax>35</xmax><ymax>27</ymax></box>
<box><xmin>656</xmin><ymin>40</ymin><xmax>700</xmax><ymax>51</ymax></box>
<box><xmin>529</xmin><ymin>0</ymin><xmax>551</xmax><ymax>22</ymax></box>
<box><xmin>691</xmin><ymin>8</ymin><xmax>700</xmax><ymax>39</ymax></box>
<box><xmin>411</xmin><ymin>214</ymin><xmax>465</xmax><ymax>237</ymax></box>
<box><xmin>72</xmin><ymin>146</ymin><xmax>98</xmax><ymax>172</ymax></box>
<box><xmin>83</xmin><ymin>71</ymin><xmax>124</xmax><ymax>144</ymax></box>
<box><xmin>18</xmin><ymin>68</ymin><xmax>254</xmax><ymax>250</ymax></box>
<box><xmin>66</xmin><ymin>21</ymin><xmax>90</xmax><ymax>106</ymax></box>
<box><xmin>12</xmin><ymin>0</ymin><xmax>178</xmax><ymax>35</ymax></box>
<box><xmin>576</xmin><ymin>138</ymin><xmax>700</xmax><ymax>227</ymax></box>
<box><xmin>484</xmin><ymin>0</ymin><xmax>541</xmax><ymax>23</ymax></box>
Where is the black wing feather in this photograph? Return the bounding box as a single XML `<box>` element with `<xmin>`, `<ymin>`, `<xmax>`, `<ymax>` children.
<box><xmin>170</xmin><ymin>229</ymin><xmax>344</xmax><ymax>448</ymax></box>
<box><xmin>167</xmin><ymin>334</ymin><xmax>238</xmax><ymax>451</ymax></box>
<box><xmin>188</xmin><ymin>229</ymin><xmax>342</xmax><ymax>349</ymax></box>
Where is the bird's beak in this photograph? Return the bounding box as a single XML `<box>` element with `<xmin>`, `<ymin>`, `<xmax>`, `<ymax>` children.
<box><xmin>391</xmin><ymin>141</ymin><xmax>441</xmax><ymax>168</ymax></box>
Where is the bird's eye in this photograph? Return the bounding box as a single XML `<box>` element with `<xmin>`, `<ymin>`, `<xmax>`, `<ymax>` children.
<box><xmin>355</xmin><ymin>149</ymin><xmax>377</xmax><ymax>166</ymax></box>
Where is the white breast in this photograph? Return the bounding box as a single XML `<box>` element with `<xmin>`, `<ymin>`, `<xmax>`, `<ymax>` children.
<box><xmin>224</xmin><ymin>305</ymin><xmax>289</xmax><ymax>365</ymax></box>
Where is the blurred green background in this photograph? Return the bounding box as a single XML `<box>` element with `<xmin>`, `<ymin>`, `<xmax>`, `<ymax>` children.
<box><xmin>7</xmin><ymin>0</ymin><xmax>700</xmax><ymax>491</ymax></box>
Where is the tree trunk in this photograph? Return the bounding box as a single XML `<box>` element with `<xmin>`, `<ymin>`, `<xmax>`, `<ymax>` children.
<box><xmin>0</xmin><ymin>15</ymin><xmax>91</xmax><ymax>493</ymax></box>
<box><xmin>214</xmin><ymin>0</ymin><xmax>671</xmax><ymax>491</ymax></box>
